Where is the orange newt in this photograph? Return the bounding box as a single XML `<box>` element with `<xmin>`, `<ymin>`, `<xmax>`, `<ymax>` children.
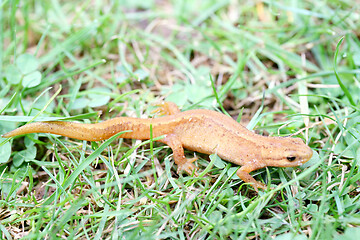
<box><xmin>2</xmin><ymin>102</ymin><xmax>313</xmax><ymax>191</ymax></box>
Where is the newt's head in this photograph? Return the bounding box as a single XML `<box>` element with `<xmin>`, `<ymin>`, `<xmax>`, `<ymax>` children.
<box><xmin>261</xmin><ymin>137</ymin><xmax>313</xmax><ymax>167</ymax></box>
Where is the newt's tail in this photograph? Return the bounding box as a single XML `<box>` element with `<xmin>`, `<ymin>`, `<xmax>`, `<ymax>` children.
<box><xmin>2</xmin><ymin>121</ymin><xmax>106</xmax><ymax>141</ymax></box>
<box><xmin>2</xmin><ymin>118</ymin><xmax>153</xmax><ymax>141</ymax></box>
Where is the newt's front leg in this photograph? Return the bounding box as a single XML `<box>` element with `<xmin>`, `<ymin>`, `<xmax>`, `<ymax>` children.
<box><xmin>160</xmin><ymin>134</ymin><xmax>198</xmax><ymax>176</ymax></box>
<box><xmin>236</xmin><ymin>163</ymin><xmax>267</xmax><ymax>192</ymax></box>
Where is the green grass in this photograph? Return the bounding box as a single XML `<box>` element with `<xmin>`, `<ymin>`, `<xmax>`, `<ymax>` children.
<box><xmin>1</xmin><ymin>0</ymin><xmax>360</xmax><ymax>239</ymax></box>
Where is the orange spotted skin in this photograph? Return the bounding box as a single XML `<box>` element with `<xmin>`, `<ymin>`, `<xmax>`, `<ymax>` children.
<box><xmin>2</xmin><ymin>102</ymin><xmax>313</xmax><ymax>191</ymax></box>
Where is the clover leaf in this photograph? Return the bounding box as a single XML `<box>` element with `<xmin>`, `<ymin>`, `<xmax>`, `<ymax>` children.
<box><xmin>4</xmin><ymin>53</ymin><xmax>42</xmax><ymax>88</ymax></box>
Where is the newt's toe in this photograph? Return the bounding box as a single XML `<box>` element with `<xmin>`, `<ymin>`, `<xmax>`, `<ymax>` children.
<box><xmin>177</xmin><ymin>158</ymin><xmax>198</xmax><ymax>176</ymax></box>
<box><xmin>152</xmin><ymin>102</ymin><xmax>181</xmax><ymax>116</ymax></box>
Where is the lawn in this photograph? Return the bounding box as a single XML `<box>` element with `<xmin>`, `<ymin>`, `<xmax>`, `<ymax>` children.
<box><xmin>0</xmin><ymin>0</ymin><xmax>360</xmax><ymax>239</ymax></box>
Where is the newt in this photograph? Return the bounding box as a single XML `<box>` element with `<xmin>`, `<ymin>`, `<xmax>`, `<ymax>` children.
<box><xmin>2</xmin><ymin>102</ymin><xmax>313</xmax><ymax>191</ymax></box>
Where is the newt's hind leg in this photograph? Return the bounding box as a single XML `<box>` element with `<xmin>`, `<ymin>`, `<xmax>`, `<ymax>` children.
<box><xmin>153</xmin><ymin>102</ymin><xmax>181</xmax><ymax>116</ymax></box>
<box><xmin>160</xmin><ymin>133</ymin><xmax>198</xmax><ymax>176</ymax></box>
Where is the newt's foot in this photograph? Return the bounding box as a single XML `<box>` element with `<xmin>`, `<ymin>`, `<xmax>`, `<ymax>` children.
<box><xmin>177</xmin><ymin>157</ymin><xmax>199</xmax><ymax>176</ymax></box>
<box><xmin>251</xmin><ymin>181</ymin><xmax>267</xmax><ymax>192</ymax></box>
<box><xmin>152</xmin><ymin>102</ymin><xmax>181</xmax><ymax>116</ymax></box>
<box><xmin>236</xmin><ymin>168</ymin><xmax>267</xmax><ymax>192</ymax></box>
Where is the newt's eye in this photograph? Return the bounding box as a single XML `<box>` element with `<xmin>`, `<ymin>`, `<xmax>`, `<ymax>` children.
<box><xmin>287</xmin><ymin>156</ymin><xmax>296</xmax><ymax>161</ymax></box>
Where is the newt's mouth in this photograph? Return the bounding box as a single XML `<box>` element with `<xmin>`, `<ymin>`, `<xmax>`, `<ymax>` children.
<box><xmin>303</xmin><ymin>146</ymin><xmax>314</xmax><ymax>162</ymax></box>
<box><xmin>294</xmin><ymin>148</ymin><xmax>313</xmax><ymax>166</ymax></box>
<box><xmin>268</xmin><ymin>147</ymin><xmax>313</xmax><ymax>168</ymax></box>
<box><xmin>293</xmin><ymin>147</ymin><xmax>313</xmax><ymax>166</ymax></box>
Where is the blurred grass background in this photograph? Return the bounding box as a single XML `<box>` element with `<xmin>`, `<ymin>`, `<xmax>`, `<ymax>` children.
<box><xmin>0</xmin><ymin>0</ymin><xmax>360</xmax><ymax>239</ymax></box>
